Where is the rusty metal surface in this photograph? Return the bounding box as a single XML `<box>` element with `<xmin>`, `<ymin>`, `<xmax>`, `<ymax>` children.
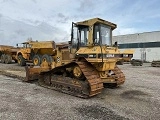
<box><xmin>112</xmin><ymin>65</ymin><xmax>125</xmax><ymax>86</ymax></box>
<box><xmin>25</xmin><ymin>61</ymin><xmax>125</xmax><ymax>98</ymax></box>
<box><xmin>102</xmin><ymin>65</ymin><xmax>125</xmax><ymax>87</ymax></box>
<box><xmin>77</xmin><ymin>62</ymin><xmax>103</xmax><ymax>97</ymax></box>
<box><xmin>25</xmin><ymin>65</ymin><xmax>50</xmax><ymax>81</ymax></box>
<box><xmin>36</xmin><ymin>61</ymin><xmax>103</xmax><ymax>98</ymax></box>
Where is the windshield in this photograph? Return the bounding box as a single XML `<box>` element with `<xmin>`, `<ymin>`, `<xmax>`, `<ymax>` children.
<box><xmin>101</xmin><ymin>25</ymin><xmax>111</xmax><ymax>45</ymax></box>
<box><xmin>79</xmin><ymin>27</ymin><xmax>88</xmax><ymax>46</ymax></box>
<box><xmin>71</xmin><ymin>24</ymin><xmax>78</xmax><ymax>48</ymax></box>
<box><xmin>71</xmin><ymin>23</ymin><xmax>89</xmax><ymax>49</ymax></box>
<box><xmin>94</xmin><ymin>24</ymin><xmax>111</xmax><ymax>45</ymax></box>
<box><xmin>23</xmin><ymin>43</ymin><xmax>32</xmax><ymax>48</ymax></box>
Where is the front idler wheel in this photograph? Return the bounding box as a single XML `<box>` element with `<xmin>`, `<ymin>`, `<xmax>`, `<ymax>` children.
<box><xmin>73</xmin><ymin>65</ymin><xmax>85</xmax><ymax>80</ymax></box>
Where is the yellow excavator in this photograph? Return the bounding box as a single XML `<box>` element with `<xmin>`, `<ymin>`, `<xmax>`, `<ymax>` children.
<box><xmin>25</xmin><ymin>18</ymin><xmax>125</xmax><ymax>98</ymax></box>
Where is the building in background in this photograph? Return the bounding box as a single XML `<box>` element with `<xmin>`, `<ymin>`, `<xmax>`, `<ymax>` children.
<box><xmin>113</xmin><ymin>31</ymin><xmax>160</xmax><ymax>62</ymax></box>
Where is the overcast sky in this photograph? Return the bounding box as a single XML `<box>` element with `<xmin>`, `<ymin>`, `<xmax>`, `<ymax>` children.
<box><xmin>0</xmin><ymin>0</ymin><xmax>160</xmax><ymax>45</ymax></box>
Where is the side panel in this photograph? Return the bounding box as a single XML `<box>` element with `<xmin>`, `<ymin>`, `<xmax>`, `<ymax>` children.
<box><xmin>62</xmin><ymin>50</ymin><xmax>70</xmax><ymax>60</ymax></box>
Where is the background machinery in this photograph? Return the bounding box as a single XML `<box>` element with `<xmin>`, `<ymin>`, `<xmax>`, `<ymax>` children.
<box><xmin>16</xmin><ymin>41</ymin><xmax>56</xmax><ymax>66</ymax></box>
<box><xmin>0</xmin><ymin>45</ymin><xmax>19</xmax><ymax>64</ymax></box>
<box><xmin>116</xmin><ymin>49</ymin><xmax>134</xmax><ymax>65</ymax></box>
<box><xmin>121</xmin><ymin>49</ymin><xmax>134</xmax><ymax>62</ymax></box>
<box><xmin>151</xmin><ymin>60</ymin><xmax>160</xmax><ymax>67</ymax></box>
<box><xmin>25</xmin><ymin>18</ymin><xmax>125</xmax><ymax>98</ymax></box>
<box><xmin>130</xmin><ymin>59</ymin><xmax>143</xmax><ymax>66</ymax></box>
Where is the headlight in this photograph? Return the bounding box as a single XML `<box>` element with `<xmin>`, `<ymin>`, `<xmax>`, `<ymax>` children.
<box><xmin>123</xmin><ymin>54</ymin><xmax>128</xmax><ymax>57</ymax></box>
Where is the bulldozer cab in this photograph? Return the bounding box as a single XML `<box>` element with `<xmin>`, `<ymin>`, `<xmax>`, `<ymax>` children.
<box><xmin>70</xmin><ymin>18</ymin><xmax>116</xmax><ymax>54</ymax></box>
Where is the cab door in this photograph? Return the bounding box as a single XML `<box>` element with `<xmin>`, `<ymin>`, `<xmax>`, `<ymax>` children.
<box><xmin>70</xmin><ymin>22</ymin><xmax>79</xmax><ymax>54</ymax></box>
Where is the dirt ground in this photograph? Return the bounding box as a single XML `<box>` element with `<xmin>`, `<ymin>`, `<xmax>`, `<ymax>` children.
<box><xmin>0</xmin><ymin>62</ymin><xmax>160</xmax><ymax>120</ymax></box>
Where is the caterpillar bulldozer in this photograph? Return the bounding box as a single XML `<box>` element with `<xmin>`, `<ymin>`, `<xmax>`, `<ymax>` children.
<box><xmin>0</xmin><ymin>45</ymin><xmax>19</xmax><ymax>64</ymax></box>
<box><xmin>25</xmin><ymin>18</ymin><xmax>125</xmax><ymax>98</ymax></box>
<box><xmin>16</xmin><ymin>41</ymin><xmax>56</xmax><ymax>66</ymax></box>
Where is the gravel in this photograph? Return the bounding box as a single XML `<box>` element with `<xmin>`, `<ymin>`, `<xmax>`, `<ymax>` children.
<box><xmin>0</xmin><ymin>62</ymin><xmax>160</xmax><ymax>120</ymax></box>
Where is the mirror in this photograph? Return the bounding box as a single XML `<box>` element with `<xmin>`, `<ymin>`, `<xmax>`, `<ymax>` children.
<box><xmin>114</xmin><ymin>41</ymin><xmax>118</xmax><ymax>47</ymax></box>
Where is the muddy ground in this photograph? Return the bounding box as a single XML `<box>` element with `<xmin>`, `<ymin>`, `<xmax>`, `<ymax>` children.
<box><xmin>0</xmin><ymin>62</ymin><xmax>160</xmax><ymax>120</ymax></box>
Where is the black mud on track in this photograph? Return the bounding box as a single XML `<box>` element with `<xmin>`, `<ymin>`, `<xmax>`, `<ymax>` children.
<box><xmin>74</xmin><ymin>104</ymin><xmax>129</xmax><ymax>120</ymax></box>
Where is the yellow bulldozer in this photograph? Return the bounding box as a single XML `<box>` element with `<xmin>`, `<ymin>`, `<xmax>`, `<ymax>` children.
<box><xmin>25</xmin><ymin>18</ymin><xmax>125</xmax><ymax>98</ymax></box>
<box><xmin>0</xmin><ymin>45</ymin><xmax>19</xmax><ymax>64</ymax></box>
<box><xmin>122</xmin><ymin>49</ymin><xmax>134</xmax><ymax>62</ymax></box>
<box><xmin>116</xmin><ymin>49</ymin><xmax>135</xmax><ymax>65</ymax></box>
<box><xmin>16</xmin><ymin>40</ymin><xmax>56</xmax><ymax>66</ymax></box>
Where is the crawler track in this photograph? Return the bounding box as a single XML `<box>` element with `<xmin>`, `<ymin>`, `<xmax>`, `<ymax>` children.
<box><xmin>77</xmin><ymin>62</ymin><xmax>103</xmax><ymax>96</ymax></box>
<box><xmin>38</xmin><ymin>61</ymin><xmax>103</xmax><ymax>98</ymax></box>
<box><xmin>112</xmin><ymin>65</ymin><xmax>125</xmax><ymax>86</ymax></box>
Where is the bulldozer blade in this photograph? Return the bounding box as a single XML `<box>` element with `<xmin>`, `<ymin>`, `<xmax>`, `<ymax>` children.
<box><xmin>25</xmin><ymin>66</ymin><xmax>39</xmax><ymax>81</ymax></box>
<box><xmin>25</xmin><ymin>65</ymin><xmax>50</xmax><ymax>81</ymax></box>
